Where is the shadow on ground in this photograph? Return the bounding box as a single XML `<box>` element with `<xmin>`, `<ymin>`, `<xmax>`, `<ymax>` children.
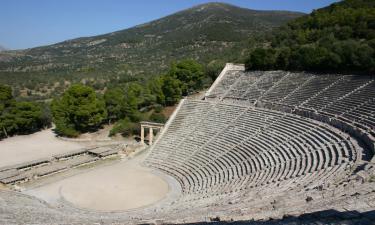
<box><xmin>166</xmin><ymin>209</ymin><xmax>375</xmax><ymax>225</ymax></box>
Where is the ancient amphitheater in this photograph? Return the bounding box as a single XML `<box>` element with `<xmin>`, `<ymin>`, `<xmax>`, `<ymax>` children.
<box><xmin>1</xmin><ymin>64</ymin><xmax>375</xmax><ymax>224</ymax></box>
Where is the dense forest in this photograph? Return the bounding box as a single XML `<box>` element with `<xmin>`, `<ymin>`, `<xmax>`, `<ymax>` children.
<box><xmin>245</xmin><ymin>0</ymin><xmax>375</xmax><ymax>74</ymax></box>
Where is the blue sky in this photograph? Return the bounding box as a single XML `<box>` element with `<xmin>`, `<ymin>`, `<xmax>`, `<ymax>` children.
<box><xmin>0</xmin><ymin>0</ymin><xmax>340</xmax><ymax>50</ymax></box>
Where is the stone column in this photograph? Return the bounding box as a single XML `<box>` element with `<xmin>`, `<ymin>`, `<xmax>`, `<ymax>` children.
<box><xmin>149</xmin><ymin>127</ymin><xmax>153</xmax><ymax>145</ymax></box>
<box><xmin>141</xmin><ymin>125</ymin><xmax>144</xmax><ymax>145</ymax></box>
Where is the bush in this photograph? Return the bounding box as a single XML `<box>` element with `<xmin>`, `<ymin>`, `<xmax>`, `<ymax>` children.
<box><xmin>154</xmin><ymin>105</ymin><xmax>163</xmax><ymax>113</ymax></box>
<box><xmin>109</xmin><ymin>118</ymin><xmax>139</xmax><ymax>137</ymax></box>
<box><xmin>245</xmin><ymin>48</ymin><xmax>277</xmax><ymax>70</ymax></box>
<box><xmin>149</xmin><ymin>112</ymin><xmax>167</xmax><ymax>123</ymax></box>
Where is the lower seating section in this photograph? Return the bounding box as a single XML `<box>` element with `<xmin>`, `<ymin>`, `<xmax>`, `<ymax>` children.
<box><xmin>145</xmin><ymin>100</ymin><xmax>360</xmax><ymax>199</ymax></box>
<box><xmin>2</xmin><ymin>176</ymin><xmax>375</xmax><ymax>224</ymax></box>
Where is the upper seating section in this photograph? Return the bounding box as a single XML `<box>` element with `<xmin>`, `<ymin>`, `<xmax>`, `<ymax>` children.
<box><xmin>206</xmin><ymin>70</ymin><xmax>243</xmax><ymax>98</ymax></box>
<box><xmin>205</xmin><ymin>66</ymin><xmax>375</xmax><ymax>140</ymax></box>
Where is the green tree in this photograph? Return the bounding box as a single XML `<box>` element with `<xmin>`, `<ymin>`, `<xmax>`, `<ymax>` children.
<box><xmin>126</xmin><ymin>82</ymin><xmax>156</xmax><ymax>108</ymax></box>
<box><xmin>109</xmin><ymin>118</ymin><xmax>139</xmax><ymax>137</ymax></box>
<box><xmin>147</xmin><ymin>77</ymin><xmax>165</xmax><ymax>105</ymax></box>
<box><xmin>104</xmin><ymin>87</ymin><xmax>127</xmax><ymax>122</ymax></box>
<box><xmin>51</xmin><ymin>84</ymin><xmax>107</xmax><ymax>137</ymax></box>
<box><xmin>245</xmin><ymin>48</ymin><xmax>277</xmax><ymax>70</ymax></box>
<box><xmin>1</xmin><ymin>84</ymin><xmax>49</xmax><ymax>138</ymax></box>
<box><xmin>245</xmin><ymin>0</ymin><xmax>375</xmax><ymax>74</ymax></box>
<box><xmin>168</xmin><ymin>59</ymin><xmax>204</xmax><ymax>95</ymax></box>
<box><xmin>1</xmin><ymin>101</ymin><xmax>45</xmax><ymax>137</ymax></box>
<box><xmin>161</xmin><ymin>74</ymin><xmax>182</xmax><ymax>106</ymax></box>
<box><xmin>0</xmin><ymin>84</ymin><xmax>13</xmax><ymax>112</ymax></box>
<box><xmin>205</xmin><ymin>60</ymin><xmax>225</xmax><ymax>84</ymax></box>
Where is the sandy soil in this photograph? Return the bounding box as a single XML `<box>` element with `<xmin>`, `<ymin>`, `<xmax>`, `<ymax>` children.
<box><xmin>25</xmin><ymin>153</ymin><xmax>169</xmax><ymax>211</ymax></box>
<box><xmin>0</xmin><ymin>129</ymin><xmax>84</xmax><ymax>168</ymax></box>
<box><xmin>162</xmin><ymin>106</ymin><xmax>177</xmax><ymax>118</ymax></box>
<box><xmin>77</xmin><ymin>124</ymin><xmax>113</xmax><ymax>141</ymax></box>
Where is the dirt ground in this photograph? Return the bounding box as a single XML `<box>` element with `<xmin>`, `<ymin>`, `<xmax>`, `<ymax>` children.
<box><xmin>162</xmin><ymin>105</ymin><xmax>177</xmax><ymax>118</ymax></box>
<box><xmin>0</xmin><ymin>129</ymin><xmax>84</xmax><ymax>168</ymax></box>
<box><xmin>24</xmin><ymin>152</ymin><xmax>169</xmax><ymax>211</ymax></box>
<box><xmin>0</xmin><ymin>126</ymin><xmax>130</xmax><ymax>168</ymax></box>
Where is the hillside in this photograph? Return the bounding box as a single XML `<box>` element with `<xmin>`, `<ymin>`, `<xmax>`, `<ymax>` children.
<box><xmin>0</xmin><ymin>2</ymin><xmax>303</xmax><ymax>99</ymax></box>
<box><xmin>245</xmin><ymin>0</ymin><xmax>375</xmax><ymax>74</ymax></box>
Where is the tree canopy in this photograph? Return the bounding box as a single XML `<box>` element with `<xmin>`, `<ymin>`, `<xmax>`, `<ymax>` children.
<box><xmin>245</xmin><ymin>0</ymin><xmax>375</xmax><ymax>74</ymax></box>
<box><xmin>0</xmin><ymin>59</ymin><xmax>219</xmax><ymax>138</ymax></box>
<box><xmin>0</xmin><ymin>84</ymin><xmax>49</xmax><ymax>138</ymax></box>
<box><xmin>51</xmin><ymin>84</ymin><xmax>107</xmax><ymax>137</ymax></box>
<box><xmin>168</xmin><ymin>59</ymin><xmax>205</xmax><ymax>95</ymax></box>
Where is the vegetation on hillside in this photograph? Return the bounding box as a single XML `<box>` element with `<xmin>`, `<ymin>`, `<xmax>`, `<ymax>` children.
<box><xmin>107</xmin><ymin>59</ymin><xmax>207</xmax><ymax>137</ymax></box>
<box><xmin>47</xmin><ymin>59</ymin><xmax>212</xmax><ymax>137</ymax></box>
<box><xmin>0</xmin><ymin>84</ymin><xmax>50</xmax><ymax>139</ymax></box>
<box><xmin>245</xmin><ymin>0</ymin><xmax>375</xmax><ymax>74</ymax></box>
<box><xmin>0</xmin><ymin>3</ymin><xmax>302</xmax><ymax>100</ymax></box>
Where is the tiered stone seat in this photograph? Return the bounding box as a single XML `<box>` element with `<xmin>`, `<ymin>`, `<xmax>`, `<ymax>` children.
<box><xmin>145</xmin><ymin>100</ymin><xmax>359</xmax><ymax>199</ymax></box>
<box><xmin>282</xmin><ymin>74</ymin><xmax>341</xmax><ymax>106</ymax></box>
<box><xmin>302</xmin><ymin>75</ymin><xmax>371</xmax><ymax>110</ymax></box>
<box><xmin>209</xmin><ymin>70</ymin><xmax>374</xmax><ymax>144</ymax></box>
<box><xmin>242</xmin><ymin>71</ymin><xmax>288</xmax><ymax>103</ymax></box>
<box><xmin>260</xmin><ymin>72</ymin><xmax>312</xmax><ymax>102</ymax></box>
<box><xmin>207</xmin><ymin>70</ymin><xmax>242</xmax><ymax>98</ymax></box>
<box><xmin>224</xmin><ymin>71</ymin><xmax>262</xmax><ymax>99</ymax></box>
<box><xmin>147</xmin><ymin>100</ymin><xmax>212</xmax><ymax>161</ymax></box>
<box><xmin>324</xmin><ymin>81</ymin><xmax>375</xmax><ymax>133</ymax></box>
<box><xmin>88</xmin><ymin>147</ymin><xmax>118</xmax><ymax>158</ymax></box>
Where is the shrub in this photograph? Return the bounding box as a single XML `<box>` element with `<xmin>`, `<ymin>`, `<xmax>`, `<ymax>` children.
<box><xmin>109</xmin><ymin>118</ymin><xmax>139</xmax><ymax>137</ymax></box>
<box><xmin>149</xmin><ymin>112</ymin><xmax>167</xmax><ymax>123</ymax></box>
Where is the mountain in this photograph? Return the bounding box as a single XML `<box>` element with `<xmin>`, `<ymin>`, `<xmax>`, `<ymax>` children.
<box><xmin>0</xmin><ymin>2</ymin><xmax>303</xmax><ymax>98</ymax></box>
<box><xmin>0</xmin><ymin>45</ymin><xmax>6</xmax><ymax>52</ymax></box>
